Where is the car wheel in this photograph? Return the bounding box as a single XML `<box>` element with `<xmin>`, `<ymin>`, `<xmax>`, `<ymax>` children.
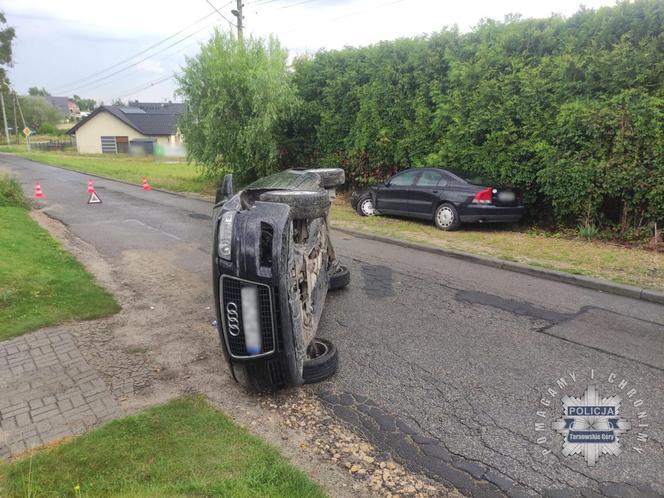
<box><xmin>356</xmin><ymin>194</ymin><xmax>375</xmax><ymax>216</ymax></box>
<box><xmin>303</xmin><ymin>338</ymin><xmax>338</xmax><ymax>384</ymax></box>
<box><xmin>259</xmin><ymin>189</ymin><xmax>331</xmax><ymax>219</ymax></box>
<box><xmin>329</xmin><ymin>264</ymin><xmax>350</xmax><ymax>290</ymax></box>
<box><xmin>434</xmin><ymin>203</ymin><xmax>460</xmax><ymax>231</ymax></box>
<box><xmin>302</xmin><ymin>168</ymin><xmax>345</xmax><ymax>188</ymax></box>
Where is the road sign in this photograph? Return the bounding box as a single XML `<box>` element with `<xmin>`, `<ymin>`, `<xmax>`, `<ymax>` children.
<box><xmin>87</xmin><ymin>191</ymin><xmax>102</xmax><ymax>204</ymax></box>
<box><xmin>23</xmin><ymin>127</ymin><xmax>31</xmax><ymax>137</ymax></box>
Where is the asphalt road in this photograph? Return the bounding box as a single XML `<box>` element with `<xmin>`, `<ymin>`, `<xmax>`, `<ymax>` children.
<box><xmin>3</xmin><ymin>154</ymin><xmax>663</xmax><ymax>497</ymax></box>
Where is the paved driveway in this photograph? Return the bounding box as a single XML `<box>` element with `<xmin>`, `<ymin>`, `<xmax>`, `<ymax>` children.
<box><xmin>2</xmin><ymin>154</ymin><xmax>663</xmax><ymax>497</ymax></box>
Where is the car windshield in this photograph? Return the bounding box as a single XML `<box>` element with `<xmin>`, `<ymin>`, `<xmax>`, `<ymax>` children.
<box><xmin>447</xmin><ymin>169</ymin><xmax>489</xmax><ymax>186</ymax></box>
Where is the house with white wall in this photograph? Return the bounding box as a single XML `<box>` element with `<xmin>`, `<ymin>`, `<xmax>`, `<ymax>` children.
<box><xmin>68</xmin><ymin>102</ymin><xmax>184</xmax><ymax>154</ymax></box>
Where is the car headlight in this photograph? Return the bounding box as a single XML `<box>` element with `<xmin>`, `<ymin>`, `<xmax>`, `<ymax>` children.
<box><xmin>217</xmin><ymin>210</ymin><xmax>235</xmax><ymax>260</ymax></box>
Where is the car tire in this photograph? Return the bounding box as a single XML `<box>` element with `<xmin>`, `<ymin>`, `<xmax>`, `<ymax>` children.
<box><xmin>329</xmin><ymin>264</ymin><xmax>350</xmax><ymax>290</ymax></box>
<box><xmin>303</xmin><ymin>338</ymin><xmax>338</xmax><ymax>384</ymax></box>
<box><xmin>434</xmin><ymin>203</ymin><xmax>461</xmax><ymax>231</ymax></box>
<box><xmin>259</xmin><ymin>189</ymin><xmax>331</xmax><ymax>219</ymax></box>
<box><xmin>355</xmin><ymin>193</ymin><xmax>375</xmax><ymax>216</ymax></box>
<box><xmin>302</xmin><ymin>168</ymin><xmax>345</xmax><ymax>188</ymax></box>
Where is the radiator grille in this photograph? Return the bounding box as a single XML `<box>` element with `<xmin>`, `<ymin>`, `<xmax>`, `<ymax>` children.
<box><xmin>221</xmin><ymin>276</ymin><xmax>275</xmax><ymax>357</ymax></box>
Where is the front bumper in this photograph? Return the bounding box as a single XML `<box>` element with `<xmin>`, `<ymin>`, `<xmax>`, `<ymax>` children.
<box><xmin>213</xmin><ymin>201</ymin><xmax>300</xmax><ymax>389</ymax></box>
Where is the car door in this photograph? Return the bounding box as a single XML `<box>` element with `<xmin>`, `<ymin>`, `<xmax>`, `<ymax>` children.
<box><xmin>408</xmin><ymin>170</ymin><xmax>446</xmax><ymax>217</ymax></box>
<box><xmin>375</xmin><ymin>170</ymin><xmax>420</xmax><ymax>213</ymax></box>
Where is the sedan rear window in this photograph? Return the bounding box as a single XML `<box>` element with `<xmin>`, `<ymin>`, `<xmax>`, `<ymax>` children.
<box><xmin>447</xmin><ymin>169</ymin><xmax>489</xmax><ymax>186</ymax></box>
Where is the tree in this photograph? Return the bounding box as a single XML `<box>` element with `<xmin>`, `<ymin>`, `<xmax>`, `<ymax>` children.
<box><xmin>73</xmin><ymin>94</ymin><xmax>96</xmax><ymax>111</ymax></box>
<box><xmin>18</xmin><ymin>96</ymin><xmax>61</xmax><ymax>129</ymax></box>
<box><xmin>28</xmin><ymin>86</ymin><xmax>50</xmax><ymax>96</ymax></box>
<box><xmin>176</xmin><ymin>30</ymin><xmax>299</xmax><ymax>184</ymax></box>
<box><xmin>111</xmin><ymin>98</ymin><xmax>126</xmax><ymax>106</ymax></box>
<box><xmin>0</xmin><ymin>12</ymin><xmax>14</xmax><ymax>86</ymax></box>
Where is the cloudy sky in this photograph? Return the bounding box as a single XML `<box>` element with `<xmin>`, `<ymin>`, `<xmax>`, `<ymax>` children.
<box><xmin>4</xmin><ymin>0</ymin><xmax>616</xmax><ymax>104</ymax></box>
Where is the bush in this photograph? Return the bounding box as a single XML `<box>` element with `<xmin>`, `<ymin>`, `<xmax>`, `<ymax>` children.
<box><xmin>577</xmin><ymin>223</ymin><xmax>599</xmax><ymax>241</ymax></box>
<box><xmin>281</xmin><ymin>1</ymin><xmax>664</xmax><ymax>233</ymax></box>
<box><xmin>38</xmin><ymin>123</ymin><xmax>58</xmax><ymax>135</ymax></box>
<box><xmin>0</xmin><ymin>175</ymin><xmax>28</xmax><ymax>208</ymax></box>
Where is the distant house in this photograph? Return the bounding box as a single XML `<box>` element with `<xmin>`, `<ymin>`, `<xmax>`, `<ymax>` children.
<box><xmin>67</xmin><ymin>102</ymin><xmax>184</xmax><ymax>154</ymax></box>
<box><xmin>44</xmin><ymin>96</ymin><xmax>80</xmax><ymax>119</ymax></box>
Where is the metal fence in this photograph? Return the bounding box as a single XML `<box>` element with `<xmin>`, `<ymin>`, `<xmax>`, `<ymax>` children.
<box><xmin>29</xmin><ymin>138</ymin><xmax>77</xmax><ymax>152</ymax></box>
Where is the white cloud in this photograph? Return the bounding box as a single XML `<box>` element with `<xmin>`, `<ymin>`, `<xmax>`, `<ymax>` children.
<box><xmin>136</xmin><ymin>59</ymin><xmax>165</xmax><ymax>75</ymax></box>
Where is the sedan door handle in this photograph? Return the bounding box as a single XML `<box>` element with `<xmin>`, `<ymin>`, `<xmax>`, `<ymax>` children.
<box><xmin>432</xmin><ymin>190</ymin><xmax>439</xmax><ymax>194</ymax></box>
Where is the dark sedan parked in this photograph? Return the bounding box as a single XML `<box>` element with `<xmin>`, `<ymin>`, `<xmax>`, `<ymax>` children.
<box><xmin>351</xmin><ymin>168</ymin><xmax>524</xmax><ymax>230</ymax></box>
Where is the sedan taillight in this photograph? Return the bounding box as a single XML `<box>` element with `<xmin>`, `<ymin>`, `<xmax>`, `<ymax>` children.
<box><xmin>473</xmin><ymin>187</ymin><xmax>493</xmax><ymax>204</ymax></box>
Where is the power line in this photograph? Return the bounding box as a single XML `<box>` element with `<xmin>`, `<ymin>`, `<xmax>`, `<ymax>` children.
<box><xmin>205</xmin><ymin>0</ymin><xmax>237</xmax><ymax>27</ymax></box>
<box><xmin>279</xmin><ymin>0</ymin><xmax>319</xmax><ymax>10</ymax></box>
<box><xmin>246</xmin><ymin>0</ymin><xmax>278</xmax><ymax>7</ymax></box>
<box><xmin>274</xmin><ymin>0</ymin><xmax>411</xmax><ymax>36</ymax></box>
<box><xmin>57</xmin><ymin>20</ymin><xmax>217</xmax><ymax>95</ymax></box>
<box><xmin>71</xmin><ymin>31</ymin><xmax>212</xmax><ymax>97</ymax></box>
<box><xmin>52</xmin><ymin>11</ymin><xmax>218</xmax><ymax>94</ymax></box>
<box><xmin>103</xmin><ymin>73</ymin><xmax>180</xmax><ymax>103</ymax></box>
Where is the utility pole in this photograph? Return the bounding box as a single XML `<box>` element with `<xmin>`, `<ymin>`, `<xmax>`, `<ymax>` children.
<box><xmin>232</xmin><ymin>0</ymin><xmax>244</xmax><ymax>42</ymax></box>
<box><xmin>11</xmin><ymin>91</ymin><xmax>18</xmax><ymax>144</ymax></box>
<box><xmin>15</xmin><ymin>92</ymin><xmax>29</xmax><ymax>151</ymax></box>
<box><xmin>0</xmin><ymin>89</ymin><xmax>9</xmax><ymax>145</ymax></box>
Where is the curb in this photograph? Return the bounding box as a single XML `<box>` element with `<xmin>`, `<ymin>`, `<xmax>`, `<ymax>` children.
<box><xmin>331</xmin><ymin>226</ymin><xmax>664</xmax><ymax>306</ymax></box>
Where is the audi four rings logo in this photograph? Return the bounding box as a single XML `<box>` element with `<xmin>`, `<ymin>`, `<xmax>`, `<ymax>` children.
<box><xmin>226</xmin><ymin>302</ymin><xmax>240</xmax><ymax>336</ymax></box>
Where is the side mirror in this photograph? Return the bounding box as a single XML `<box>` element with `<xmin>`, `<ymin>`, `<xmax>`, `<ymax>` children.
<box><xmin>215</xmin><ymin>174</ymin><xmax>234</xmax><ymax>204</ymax></box>
<box><xmin>384</xmin><ymin>181</ymin><xmax>391</xmax><ymax>187</ymax></box>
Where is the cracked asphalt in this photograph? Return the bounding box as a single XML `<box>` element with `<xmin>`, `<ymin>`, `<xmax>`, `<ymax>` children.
<box><xmin>3</xmin><ymin>154</ymin><xmax>663</xmax><ymax>497</ymax></box>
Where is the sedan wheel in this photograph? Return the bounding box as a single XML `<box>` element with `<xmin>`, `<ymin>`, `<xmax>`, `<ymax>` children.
<box><xmin>360</xmin><ymin>198</ymin><xmax>375</xmax><ymax>216</ymax></box>
<box><xmin>434</xmin><ymin>203</ymin><xmax>460</xmax><ymax>231</ymax></box>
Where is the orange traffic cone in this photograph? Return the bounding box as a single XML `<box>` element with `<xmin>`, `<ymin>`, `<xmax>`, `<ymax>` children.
<box><xmin>34</xmin><ymin>182</ymin><xmax>44</xmax><ymax>198</ymax></box>
<box><xmin>142</xmin><ymin>177</ymin><xmax>151</xmax><ymax>191</ymax></box>
<box><xmin>87</xmin><ymin>179</ymin><xmax>94</xmax><ymax>193</ymax></box>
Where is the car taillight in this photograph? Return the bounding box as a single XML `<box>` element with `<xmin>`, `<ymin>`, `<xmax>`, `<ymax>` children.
<box><xmin>473</xmin><ymin>187</ymin><xmax>493</xmax><ymax>204</ymax></box>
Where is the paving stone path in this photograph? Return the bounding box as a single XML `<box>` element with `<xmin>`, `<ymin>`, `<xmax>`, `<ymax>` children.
<box><xmin>0</xmin><ymin>330</ymin><xmax>121</xmax><ymax>458</ymax></box>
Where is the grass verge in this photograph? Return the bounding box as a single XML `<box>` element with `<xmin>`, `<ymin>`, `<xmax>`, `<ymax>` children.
<box><xmin>0</xmin><ymin>396</ymin><xmax>327</xmax><ymax>498</ymax></box>
<box><xmin>0</xmin><ymin>175</ymin><xmax>119</xmax><ymax>340</ymax></box>
<box><xmin>331</xmin><ymin>203</ymin><xmax>664</xmax><ymax>291</ymax></box>
<box><xmin>1</xmin><ymin>149</ymin><xmax>215</xmax><ymax>195</ymax></box>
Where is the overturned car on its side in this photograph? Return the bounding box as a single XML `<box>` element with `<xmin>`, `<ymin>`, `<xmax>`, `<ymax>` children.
<box><xmin>212</xmin><ymin>168</ymin><xmax>349</xmax><ymax>390</ymax></box>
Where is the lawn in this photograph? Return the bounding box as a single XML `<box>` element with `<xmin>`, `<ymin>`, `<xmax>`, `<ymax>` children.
<box><xmin>0</xmin><ymin>175</ymin><xmax>120</xmax><ymax>340</ymax></box>
<box><xmin>1</xmin><ymin>149</ymin><xmax>215</xmax><ymax>195</ymax></box>
<box><xmin>331</xmin><ymin>203</ymin><xmax>664</xmax><ymax>291</ymax></box>
<box><xmin>0</xmin><ymin>396</ymin><xmax>327</xmax><ymax>498</ymax></box>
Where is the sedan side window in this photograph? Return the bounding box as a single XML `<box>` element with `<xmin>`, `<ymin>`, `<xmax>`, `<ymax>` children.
<box><xmin>390</xmin><ymin>170</ymin><xmax>420</xmax><ymax>186</ymax></box>
<box><xmin>415</xmin><ymin>171</ymin><xmax>443</xmax><ymax>187</ymax></box>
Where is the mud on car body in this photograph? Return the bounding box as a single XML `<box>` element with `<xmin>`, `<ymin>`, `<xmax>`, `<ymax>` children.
<box><xmin>212</xmin><ymin>168</ymin><xmax>349</xmax><ymax>390</ymax></box>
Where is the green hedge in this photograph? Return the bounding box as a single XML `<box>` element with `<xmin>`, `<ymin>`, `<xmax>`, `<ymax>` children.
<box><xmin>281</xmin><ymin>0</ymin><xmax>664</xmax><ymax>230</ymax></box>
